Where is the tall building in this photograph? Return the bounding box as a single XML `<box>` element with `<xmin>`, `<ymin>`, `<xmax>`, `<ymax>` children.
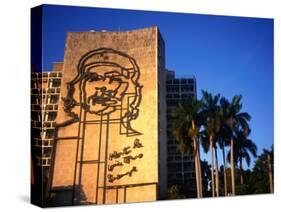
<box><xmin>47</xmin><ymin>27</ymin><xmax>167</xmax><ymax>206</ymax></box>
<box><xmin>31</xmin><ymin>63</ymin><xmax>63</xmax><ymax>205</ymax></box>
<box><xmin>31</xmin><ymin>26</ymin><xmax>197</xmax><ymax>206</ymax></box>
<box><xmin>166</xmin><ymin>69</ymin><xmax>197</xmax><ymax>197</ymax></box>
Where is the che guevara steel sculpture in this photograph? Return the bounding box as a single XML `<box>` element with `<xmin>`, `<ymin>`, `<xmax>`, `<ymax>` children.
<box><xmin>55</xmin><ymin>48</ymin><xmax>143</xmax><ymax>204</ymax></box>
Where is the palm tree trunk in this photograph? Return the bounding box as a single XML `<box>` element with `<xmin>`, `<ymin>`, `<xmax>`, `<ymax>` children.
<box><xmin>193</xmin><ymin>139</ymin><xmax>200</xmax><ymax>198</ymax></box>
<box><xmin>191</xmin><ymin>120</ymin><xmax>202</xmax><ymax>198</ymax></box>
<box><xmin>267</xmin><ymin>154</ymin><xmax>273</xmax><ymax>193</ymax></box>
<box><xmin>215</xmin><ymin>146</ymin><xmax>219</xmax><ymax>197</ymax></box>
<box><xmin>239</xmin><ymin>157</ymin><xmax>243</xmax><ymax>185</ymax></box>
<box><xmin>230</xmin><ymin>138</ymin><xmax>235</xmax><ymax>195</ymax></box>
<box><xmin>210</xmin><ymin>136</ymin><xmax>215</xmax><ymax>197</ymax></box>
<box><xmin>197</xmin><ymin>139</ymin><xmax>203</xmax><ymax>197</ymax></box>
<box><xmin>222</xmin><ymin>141</ymin><xmax>228</xmax><ymax>196</ymax></box>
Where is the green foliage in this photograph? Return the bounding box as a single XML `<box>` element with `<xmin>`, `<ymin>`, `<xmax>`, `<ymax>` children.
<box><xmin>220</xmin><ymin>95</ymin><xmax>251</xmax><ymax>134</ymax></box>
<box><xmin>168</xmin><ymin>89</ymin><xmax>271</xmax><ymax>198</ymax></box>
<box><xmin>201</xmin><ymin>90</ymin><xmax>222</xmax><ymax>137</ymax></box>
<box><xmin>248</xmin><ymin>146</ymin><xmax>274</xmax><ymax>194</ymax></box>
<box><xmin>170</xmin><ymin>95</ymin><xmax>203</xmax><ymax>155</ymax></box>
<box><xmin>200</xmin><ymin>90</ymin><xmax>222</xmax><ymax>153</ymax></box>
<box><xmin>227</xmin><ymin>128</ymin><xmax>257</xmax><ymax>167</ymax></box>
<box><xmin>167</xmin><ymin>185</ymin><xmax>186</xmax><ymax>199</ymax></box>
<box><xmin>236</xmin><ymin>184</ymin><xmax>251</xmax><ymax>195</ymax></box>
<box><xmin>219</xmin><ymin>147</ymin><xmax>274</xmax><ymax>195</ymax></box>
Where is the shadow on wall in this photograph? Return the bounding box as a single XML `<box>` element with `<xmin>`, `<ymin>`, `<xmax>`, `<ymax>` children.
<box><xmin>48</xmin><ymin>185</ymin><xmax>88</xmax><ymax>206</ymax></box>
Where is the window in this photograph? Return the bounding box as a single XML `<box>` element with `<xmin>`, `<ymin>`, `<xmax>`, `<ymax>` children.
<box><xmin>37</xmin><ymin>157</ymin><xmax>51</xmax><ymax>166</ymax></box>
<box><xmin>167</xmin><ymin>85</ymin><xmax>179</xmax><ymax>92</ymax></box>
<box><xmin>168</xmin><ymin>146</ymin><xmax>177</xmax><ymax>154</ymax></box>
<box><xmin>168</xmin><ymin>163</ymin><xmax>182</xmax><ymax>172</ymax></box>
<box><xmin>166</xmin><ymin>94</ymin><xmax>173</xmax><ymax>98</ymax></box>
<box><xmin>31</xmin><ymin>96</ymin><xmax>39</xmax><ymax>104</ymax></box>
<box><xmin>47</xmin><ymin>112</ymin><xmax>57</xmax><ymax>121</ymax></box>
<box><xmin>174</xmin><ymin>94</ymin><xmax>180</xmax><ymax>98</ymax></box>
<box><xmin>167</xmin><ymin>99</ymin><xmax>179</xmax><ymax>106</ymax></box>
<box><xmin>31</xmin><ymin>128</ymin><xmax>41</xmax><ymax>139</ymax></box>
<box><xmin>53</xmin><ymin>79</ymin><xmax>61</xmax><ymax>87</ymax></box>
<box><xmin>180</xmin><ymin>79</ymin><xmax>187</xmax><ymax>84</ymax></box>
<box><xmin>31</xmin><ymin>80</ymin><xmax>38</xmax><ymax>89</ymax></box>
<box><xmin>173</xmin><ymin>79</ymin><xmax>179</xmax><ymax>84</ymax></box>
<box><xmin>167</xmin><ymin>131</ymin><xmax>174</xmax><ymax>139</ymax></box>
<box><xmin>45</xmin><ymin>95</ymin><xmax>51</xmax><ymax>104</ymax></box>
<box><xmin>184</xmin><ymin>173</ymin><xmax>192</xmax><ymax>179</ymax></box>
<box><xmin>31</xmin><ymin>111</ymin><xmax>41</xmax><ymax>121</ymax></box>
<box><xmin>184</xmin><ymin>162</ymin><xmax>192</xmax><ymax>170</ymax></box>
<box><xmin>181</xmin><ymin>94</ymin><xmax>188</xmax><ymax>99</ymax></box>
<box><xmin>181</xmin><ymin>85</ymin><xmax>194</xmax><ymax>92</ymax></box>
<box><xmin>46</xmin><ymin>129</ymin><xmax>55</xmax><ymax>138</ymax></box>
<box><xmin>188</xmin><ymin>79</ymin><xmax>194</xmax><ymax>84</ymax></box>
<box><xmin>43</xmin><ymin>140</ymin><xmax>51</xmax><ymax>147</ymax></box>
<box><xmin>50</xmin><ymin>95</ymin><xmax>59</xmax><ymax>104</ymax></box>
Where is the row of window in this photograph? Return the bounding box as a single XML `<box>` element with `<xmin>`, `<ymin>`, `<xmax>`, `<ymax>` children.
<box><xmin>167</xmin><ymin>138</ymin><xmax>176</xmax><ymax>144</ymax></box>
<box><xmin>36</xmin><ymin>157</ymin><xmax>51</xmax><ymax>166</ymax></box>
<box><xmin>34</xmin><ymin>138</ymin><xmax>53</xmax><ymax>147</ymax></box>
<box><xmin>167</xmin><ymin>131</ymin><xmax>177</xmax><ymax>140</ymax></box>
<box><xmin>31</xmin><ymin>111</ymin><xmax>57</xmax><ymax>122</ymax></box>
<box><xmin>31</xmin><ymin>78</ymin><xmax>61</xmax><ymax>89</ymax></box>
<box><xmin>167</xmin><ymin>155</ymin><xmax>194</xmax><ymax>161</ymax></box>
<box><xmin>31</xmin><ymin>95</ymin><xmax>60</xmax><ymax>105</ymax></box>
<box><xmin>167</xmin><ymin>146</ymin><xmax>181</xmax><ymax>154</ymax></box>
<box><xmin>168</xmin><ymin>162</ymin><xmax>193</xmax><ymax>171</ymax></box>
<box><xmin>32</xmin><ymin>120</ymin><xmax>56</xmax><ymax>129</ymax></box>
<box><xmin>33</xmin><ymin>146</ymin><xmax>52</xmax><ymax>158</ymax></box>
<box><xmin>167</xmin><ymin>172</ymin><xmax>195</xmax><ymax>180</ymax></box>
<box><xmin>31</xmin><ymin>104</ymin><xmax>59</xmax><ymax>112</ymax></box>
<box><xmin>31</xmin><ymin>72</ymin><xmax>62</xmax><ymax>78</ymax></box>
<box><xmin>32</xmin><ymin>128</ymin><xmax>56</xmax><ymax>139</ymax></box>
<box><xmin>167</xmin><ymin>79</ymin><xmax>194</xmax><ymax>85</ymax></box>
<box><xmin>167</xmin><ymin>93</ymin><xmax>194</xmax><ymax>99</ymax></box>
<box><xmin>166</xmin><ymin>84</ymin><xmax>194</xmax><ymax>93</ymax></box>
<box><xmin>31</xmin><ymin>87</ymin><xmax>61</xmax><ymax>95</ymax></box>
<box><xmin>167</xmin><ymin>99</ymin><xmax>180</xmax><ymax>106</ymax></box>
<box><xmin>167</xmin><ymin>180</ymin><xmax>196</xmax><ymax>190</ymax></box>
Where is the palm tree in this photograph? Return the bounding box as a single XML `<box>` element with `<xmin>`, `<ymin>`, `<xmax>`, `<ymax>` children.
<box><xmin>228</xmin><ymin>128</ymin><xmax>257</xmax><ymax>185</ymax></box>
<box><xmin>171</xmin><ymin>96</ymin><xmax>203</xmax><ymax>198</ymax></box>
<box><xmin>217</xmin><ymin>130</ymin><xmax>230</xmax><ymax>196</ymax></box>
<box><xmin>217</xmin><ymin>110</ymin><xmax>232</xmax><ymax>196</ymax></box>
<box><xmin>220</xmin><ymin>95</ymin><xmax>251</xmax><ymax>195</ymax></box>
<box><xmin>201</xmin><ymin>91</ymin><xmax>221</xmax><ymax>197</ymax></box>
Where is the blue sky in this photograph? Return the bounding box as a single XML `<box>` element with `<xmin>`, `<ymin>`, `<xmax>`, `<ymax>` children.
<box><xmin>41</xmin><ymin>5</ymin><xmax>273</xmax><ymax>169</ymax></box>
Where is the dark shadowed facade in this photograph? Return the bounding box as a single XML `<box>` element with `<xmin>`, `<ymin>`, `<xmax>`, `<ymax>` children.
<box><xmin>166</xmin><ymin>70</ymin><xmax>197</xmax><ymax>197</ymax></box>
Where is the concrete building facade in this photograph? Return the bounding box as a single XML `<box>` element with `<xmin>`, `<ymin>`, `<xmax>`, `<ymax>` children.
<box><xmin>48</xmin><ymin>27</ymin><xmax>167</xmax><ymax>205</ymax></box>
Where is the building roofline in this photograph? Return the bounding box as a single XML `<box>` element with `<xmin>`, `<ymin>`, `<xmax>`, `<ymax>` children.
<box><xmin>66</xmin><ymin>26</ymin><xmax>159</xmax><ymax>34</ymax></box>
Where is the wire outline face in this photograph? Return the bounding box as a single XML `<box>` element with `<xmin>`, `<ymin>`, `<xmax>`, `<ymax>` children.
<box><xmin>58</xmin><ymin>48</ymin><xmax>143</xmax><ymax>136</ymax></box>
<box><xmin>82</xmin><ymin>67</ymin><xmax>129</xmax><ymax>115</ymax></box>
